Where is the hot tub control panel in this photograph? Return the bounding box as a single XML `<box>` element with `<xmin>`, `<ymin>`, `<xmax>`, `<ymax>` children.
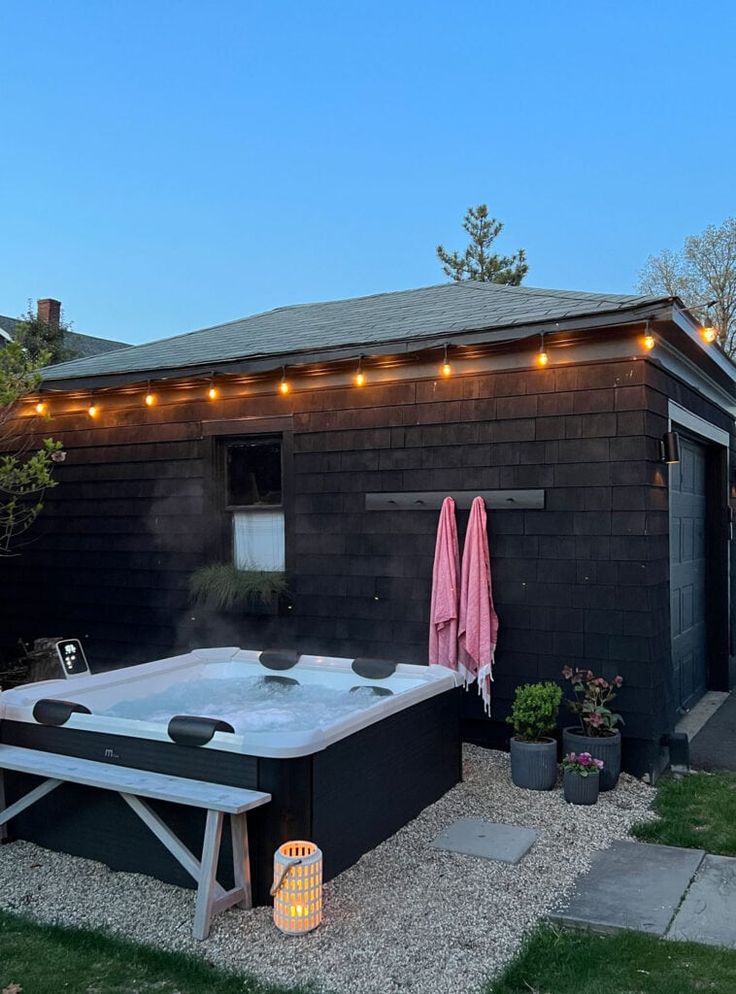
<box><xmin>54</xmin><ymin>639</ymin><xmax>90</xmax><ymax>677</ymax></box>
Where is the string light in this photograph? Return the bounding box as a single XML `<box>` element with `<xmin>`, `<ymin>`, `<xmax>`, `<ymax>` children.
<box><xmin>87</xmin><ymin>403</ymin><xmax>99</xmax><ymax>418</ymax></box>
<box><xmin>279</xmin><ymin>367</ymin><xmax>290</xmax><ymax>395</ymax></box>
<box><xmin>34</xmin><ymin>400</ymin><xmax>47</xmax><ymax>415</ymax></box>
<box><xmin>207</xmin><ymin>377</ymin><xmax>219</xmax><ymax>400</ymax></box>
<box><xmin>440</xmin><ymin>344</ymin><xmax>452</xmax><ymax>378</ymax></box>
<box><xmin>700</xmin><ymin>314</ymin><xmax>718</xmax><ymax>344</ymax></box>
<box><xmin>536</xmin><ymin>334</ymin><xmax>549</xmax><ymax>367</ymax></box>
<box><xmin>144</xmin><ymin>382</ymin><xmax>156</xmax><ymax>406</ymax></box>
<box><xmin>643</xmin><ymin>322</ymin><xmax>655</xmax><ymax>351</ymax></box>
<box><xmin>354</xmin><ymin>356</ymin><xmax>366</xmax><ymax>387</ymax></box>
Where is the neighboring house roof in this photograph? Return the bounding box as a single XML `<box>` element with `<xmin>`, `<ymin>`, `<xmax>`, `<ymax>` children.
<box><xmin>40</xmin><ymin>281</ymin><xmax>665</xmax><ymax>386</ymax></box>
<box><xmin>0</xmin><ymin>314</ymin><xmax>128</xmax><ymax>359</ymax></box>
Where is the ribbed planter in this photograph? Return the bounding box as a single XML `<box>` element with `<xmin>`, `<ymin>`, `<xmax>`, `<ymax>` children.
<box><xmin>563</xmin><ymin>769</ymin><xmax>600</xmax><ymax>806</ymax></box>
<box><xmin>562</xmin><ymin>727</ymin><xmax>621</xmax><ymax>791</ymax></box>
<box><xmin>510</xmin><ymin>737</ymin><xmax>558</xmax><ymax>791</ymax></box>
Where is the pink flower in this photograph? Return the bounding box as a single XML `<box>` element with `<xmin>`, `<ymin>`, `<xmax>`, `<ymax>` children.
<box><xmin>587</xmin><ymin>712</ymin><xmax>603</xmax><ymax>728</ymax></box>
<box><xmin>613</xmin><ymin>675</ymin><xmax>623</xmax><ymax>688</ymax></box>
<box><xmin>561</xmin><ymin>666</ymin><xmax>573</xmax><ymax>680</ymax></box>
<box><xmin>594</xmin><ymin>758</ymin><xmax>605</xmax><ymax>769</ymax></box>
<box><xmin>50</xmin><ymin>450</ymin><xmax>67</xmax><ymax>463</ymax></box>
<box><xmin>578</xmin><ymin>752</ymin><xmax>592</xmax><ymax>766</ymax></box>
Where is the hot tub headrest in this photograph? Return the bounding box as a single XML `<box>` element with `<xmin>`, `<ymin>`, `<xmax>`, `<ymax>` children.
<box><xmin>167</xmin><ymin>715</ymin><xmax>235</xmax><ymax>747</ymax></box>
<box><xmin>259</xmin><ymin>649</ymin><xmax>300</xmax><ymax>671</ymax></box>
<box><xmin>350</xmin><ymin>684</ymin><xmax>394</xmax><ymax>698</ymax></box>
<box><xmin>261</xmin><ymin>675</ymin><xmax>299</xmax><ymax>688</ymax></box>
<box><xmin>33</xmin><ymin>698</ymin><xmax>92</xmax><ymax>727</ymax></box>
<box><xmin>351</xmin><ymin>658</ymin><xmax>397</xmax><ymax>680</ymax></box>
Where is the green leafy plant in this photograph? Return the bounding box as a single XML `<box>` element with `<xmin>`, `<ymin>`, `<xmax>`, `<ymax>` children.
<box><xmin>506</xmin><ymin>682</ymin><xmax>562</xmax><ymax>742</ymax></box>
<box><xmin>0</xmin><ymin>340</ymin><xmax>65</xmax><ymax>555</ymax></box>
<box><xmin>561</xmin><ymin>666</ymin><xmax>624</xmax><ymax>737</ymax></box>
<box><xmin>189</xmin><ymin>563</ymin><xmax>288</xmax><ymax>612</ymax></box>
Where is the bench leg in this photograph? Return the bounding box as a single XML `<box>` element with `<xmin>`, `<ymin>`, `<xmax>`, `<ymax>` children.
<box><xmin>193</xmin><ymin>809</ymin><xmax>224</xmax><ymax>940</ymax></box>
<box><xmin>0</xmin><ymin>771</ymin><xmax>6</xmax><ymax>843</ymax></box>
<box><xmin>230</xmin><ymin>813</ymin><xmax>252</xmax><ymax>910</ymax></box>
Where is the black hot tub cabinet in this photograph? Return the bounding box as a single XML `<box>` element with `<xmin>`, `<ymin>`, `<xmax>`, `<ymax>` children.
<box><xmin>0</xmin><ymin>648</ymin><xmax>462</xmax><ymax>905</ymax></box>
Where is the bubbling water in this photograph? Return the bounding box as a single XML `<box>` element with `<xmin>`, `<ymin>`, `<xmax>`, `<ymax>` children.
<box><xmin>101</xmin><ymin>676</ymin><xmax>384</xmax><ymax>733</ymax></box>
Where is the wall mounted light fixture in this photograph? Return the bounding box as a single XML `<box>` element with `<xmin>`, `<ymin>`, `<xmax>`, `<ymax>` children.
<box><xmin>661</xmin><ymin>430</ymin><xmax>681</xmax><ymax>464</ymax></box>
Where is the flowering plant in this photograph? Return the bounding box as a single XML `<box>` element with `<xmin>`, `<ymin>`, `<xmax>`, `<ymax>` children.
<box><xmin>561</xmin><ymin>667</ymin><xmax>624</xmax><ymax>737</ymax></box>
<box><xmin>562</xmin><ymin>751</ymin><xmax>604</xmax><ymax>777</ymax></box>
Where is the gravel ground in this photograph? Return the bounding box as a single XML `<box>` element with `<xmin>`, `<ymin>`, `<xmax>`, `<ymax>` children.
<box><xmin>0</xmin><ymin>745</ymin><xmax>654</xmax><ymax>994</ymax></box>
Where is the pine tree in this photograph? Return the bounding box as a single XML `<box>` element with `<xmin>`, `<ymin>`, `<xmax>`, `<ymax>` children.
<box><xmin>436</xmin><ymin>204</ymin><xmax>528</xmax><ymax>285</ymax></box>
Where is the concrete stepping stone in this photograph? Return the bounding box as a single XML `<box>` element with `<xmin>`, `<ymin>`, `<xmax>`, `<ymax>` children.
<box><xmin>431</xmin><ymin>819</ymin><xmax>537</xmax><ymax>864</ymax></box>
<box><xmin>667</xmin><ymin>855</ymin><xmax>736</xmax><ymax>948</ymax></box>
<box><xmin>552</xmin><ymin>840</ymin><xmax>704</xmax><ymax>936</ymax></box>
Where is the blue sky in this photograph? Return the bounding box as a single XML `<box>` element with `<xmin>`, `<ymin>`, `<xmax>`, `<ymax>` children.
<box><xmin>1</xmin><ymin>1</ymin><xmax>734</xmax><ymax>344</ymax></box>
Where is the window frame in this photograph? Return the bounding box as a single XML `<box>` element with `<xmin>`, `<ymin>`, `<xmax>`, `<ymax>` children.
<box><xmin>223</xmin><ymin>435</ymin><xmax>284</xmax><ymax>513</ymax></box>
<box><xmin>203</xmin><ymin>418</ymin><xmax>293</xmax><ymax>573</ymax></box>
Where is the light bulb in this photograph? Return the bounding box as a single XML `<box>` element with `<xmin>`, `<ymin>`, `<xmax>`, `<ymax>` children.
<box><xmin>441</xmin><ymin>362</ymin><xmax>452</xmax><ymax>377</ymax></box>
<box><xmin>536</xmin><ymin>350</ymin><xmax>549</xmax><ymax>367</ymax></box>
<box><xmin>279</xmin><ymin>379</ymin><xmax>290</xmax><ymax>395</ymax></box>
<box><xmin>145</xmin><ymin>391</ymin><xmax>156</xmax><ymax>407</ymax></box>
<box><xmin>354</xmin><ymin>371</ymin><xmax>366</xmax><ymax>387</ymax></box>
<box><xmin>34</xmin><ymin>401</ymin><xmax>47</xmax><ymax>415</ymax></box>
<box><xmin>643</xmin><ymin>334</ymin><xmax>655</xmax><ymax>351</ymax></box>
<box><xmin>701</xmin><ymin>324</ymin><xmax>717</xmax><ymax>344</ymax></box>
<box><xmin>208</xmin><ymin>385</ymin><xmax>218</xmax><ymax>400</ymax></box>
<box><xmin>88</xmin><ymin>404</ymin><xmax>98</xmax><ymax>418</ymax></box>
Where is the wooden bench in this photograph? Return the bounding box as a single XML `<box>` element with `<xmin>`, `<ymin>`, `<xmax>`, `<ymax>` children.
<box><xmin>0</xmin><ymin>744</ymin><xmax>270</xmax><ymax>939</ymax></box>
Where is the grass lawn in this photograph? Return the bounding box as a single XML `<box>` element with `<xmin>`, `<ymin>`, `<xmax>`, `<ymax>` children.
<box><xmin>631</xmin><ymin>771</ymin><xmax>736</xmax><ymax>855</ymax></box>
<box><xmin>0</xmin><ymin>909</ymin><xmax>309</xmax><ymax>994</ymax></box>
<box><xmin>489</xmin><ymin>925</ymin><xmax>736</xmax><ymax>994</ymax></box>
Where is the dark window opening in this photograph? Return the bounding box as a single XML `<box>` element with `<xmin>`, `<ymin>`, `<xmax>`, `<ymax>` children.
<box><xmin>226</xmin><ymin>438</ymin><xmax>282</xmax><ymax>508</ymax></box>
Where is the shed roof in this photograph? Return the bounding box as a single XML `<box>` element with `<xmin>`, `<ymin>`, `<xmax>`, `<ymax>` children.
<box><xmin>40</xmin><ymin>281</ymin><xmax>664</xmax><ymax>385</ymax></box>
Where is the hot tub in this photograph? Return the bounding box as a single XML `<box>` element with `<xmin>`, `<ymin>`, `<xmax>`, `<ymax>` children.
<box><xmin>0</xmin><ymin>648</ymin><xmax>462</xmax><ymax>904</ymax></box>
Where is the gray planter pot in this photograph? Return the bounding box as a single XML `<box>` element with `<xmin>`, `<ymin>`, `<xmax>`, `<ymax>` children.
<box><xmin>510</xmin><ymin>736</ymin><xmax>558</xmax><ymax>791</ymax></box>
<box><xmin>563</xmin><ymin>769</ymin><xmax>600</xmax><ymax>805</ymax></box>
<box><xmin>562</xmin><ymin>727</ymin><xmax>621</xmax><ymax>791</ymax></box>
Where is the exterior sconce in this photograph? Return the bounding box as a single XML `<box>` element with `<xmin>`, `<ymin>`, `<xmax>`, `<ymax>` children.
<box><xmin>271</xmin><ymin>840</ymin><xmax>323</xmax><ymax>934</ymax></box>
<box><xmin>661</xmin><ymin>431</ymin><xmax>681</xmax><ymax>464</ymax></box>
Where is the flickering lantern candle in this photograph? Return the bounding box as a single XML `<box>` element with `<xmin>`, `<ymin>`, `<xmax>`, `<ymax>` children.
<box><xmin>271</xmin><ymin>840</ymin><xmax>323</xmax><ymax>934</ymax></box>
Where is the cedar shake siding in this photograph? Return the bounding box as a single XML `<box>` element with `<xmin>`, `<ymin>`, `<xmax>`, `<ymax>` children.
<box><xmin>4</xmin><ymin>352</ymin><xmax>734</xmax><ymax>779</ymax></box>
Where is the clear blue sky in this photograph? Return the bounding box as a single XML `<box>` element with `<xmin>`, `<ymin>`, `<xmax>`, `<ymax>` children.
<box><xmin>1</xmin><ymin>1</ymin><xmax>734</xmax><ymax>344</ymax></box>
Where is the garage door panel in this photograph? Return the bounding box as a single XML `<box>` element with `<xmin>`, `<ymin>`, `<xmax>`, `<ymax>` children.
<box><xmin>670</xmin><ymin>436</ymin><xmax>708</xmax><ymax>712</ymax></box>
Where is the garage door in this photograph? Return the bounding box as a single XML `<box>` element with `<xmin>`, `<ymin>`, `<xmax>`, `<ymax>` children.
<box><xmin>670</xmin><ymin>436</ymin><xmax>708</xmax><ymax>711</ymax></box>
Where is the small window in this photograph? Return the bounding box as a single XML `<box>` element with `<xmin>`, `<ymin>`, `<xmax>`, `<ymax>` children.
<box><xmin>225</xmin><ymin>438</ymin><xmax>285</xmax><ymax>572</ymax></box>
<box><xmin>227</xmin><ymin>439</ymin><xmax>282</xmax><ymax>507</ymax></box>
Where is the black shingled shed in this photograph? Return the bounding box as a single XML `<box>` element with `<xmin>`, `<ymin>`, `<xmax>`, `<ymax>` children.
<box><xmin>4</xmin><ymin>280</ymin><xmax>736</xmax><ymax>778</ymax></box>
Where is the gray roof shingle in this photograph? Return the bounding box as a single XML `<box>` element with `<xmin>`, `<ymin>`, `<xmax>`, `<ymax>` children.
<box><xmin>40</xmin><ymin>281</ymin><xmax>664</xmax><ymax>384</ymax></box>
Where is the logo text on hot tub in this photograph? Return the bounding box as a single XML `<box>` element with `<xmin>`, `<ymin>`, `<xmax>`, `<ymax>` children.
<box><xmin>103</xmin><ymin>747</ymin><xmax>120</xmax><ymax>760</ymax></box>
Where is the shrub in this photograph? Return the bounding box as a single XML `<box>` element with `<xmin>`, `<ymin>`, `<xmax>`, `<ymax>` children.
<box><xmin>506</xmin><ymin>682</ymin><xmax>562</xmax><ymax>742</ymax></box>
<box><xmin>189</xmin><ymin>563</ymin><xmax>288</xmax><ymax>612</ymax></box>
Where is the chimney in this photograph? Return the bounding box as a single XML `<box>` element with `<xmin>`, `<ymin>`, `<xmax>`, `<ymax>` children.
<box><xmin>37</xmin><ymin>298</ymin><xmax>61</xmax><ymax>328</ymax></box>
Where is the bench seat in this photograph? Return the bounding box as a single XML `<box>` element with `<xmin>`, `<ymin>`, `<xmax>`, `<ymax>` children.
<box><xmin>0</xmin><ymin>743</ymin><xmax>271</xmax><ymax>939</ymax></box>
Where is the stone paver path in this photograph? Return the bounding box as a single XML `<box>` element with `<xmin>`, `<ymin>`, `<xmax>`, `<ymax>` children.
<box><xmin>552</xmin><ymin>839</ymin><xmax>736</xmax><ymax>947</ymax></box>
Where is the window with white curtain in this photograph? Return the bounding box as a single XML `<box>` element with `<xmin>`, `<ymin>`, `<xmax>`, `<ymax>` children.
<box><xmin>225</xmin><ymin>437</ymin><xmax>285</xmax><ymax>571</ymax></box>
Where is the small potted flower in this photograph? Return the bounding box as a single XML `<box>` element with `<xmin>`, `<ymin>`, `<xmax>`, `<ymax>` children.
<box><xmin>562</xmin><ymin>752</ymin><xmax>604</xmax><ymax>805</ymax></box>
<box><xmin>506</xmin><ymin>682</ymin><xmax>562</xmax><ymax>790</ymax></box>
<box><xmin>561</xmin><ymin>667</ymin><xmax>624</xmax><ymax>791</ymax></box>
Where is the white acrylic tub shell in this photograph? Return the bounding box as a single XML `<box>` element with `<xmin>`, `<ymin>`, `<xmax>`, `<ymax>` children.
<box><xmin>0</xmin><ymin>648</ymin><xmax>462</xmax><ymax>759</ymax></box>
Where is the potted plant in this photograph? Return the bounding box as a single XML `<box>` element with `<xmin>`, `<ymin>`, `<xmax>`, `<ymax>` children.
<box><xmin>561</xmin><ymin>667</ymin><xmax>623</xmax><ymax>791</ymax></box>
<box><xmin>506</xmin><ymin>682</ymin><xmax>562</xmax><ymax>790</ymax></box>
<box><xmin>189</xmin><ymin>563</ymin><xmax>288</xmax><ymax>615</ymax></box>
<box><xmin>562</xmin><ymin>752</ymin><xmax>603</xmax><ymax>805</ymax></box>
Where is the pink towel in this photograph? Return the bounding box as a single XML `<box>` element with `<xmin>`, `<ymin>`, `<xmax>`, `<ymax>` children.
<box><xmin>458</xmin><ymin>496</ymin><xmax>499</xmax><ymax>713</ymax></box>
<box><xmin>429</xmin><ymin>497</ymin><xmax>461</xmax><ymax>670</ymax></box>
